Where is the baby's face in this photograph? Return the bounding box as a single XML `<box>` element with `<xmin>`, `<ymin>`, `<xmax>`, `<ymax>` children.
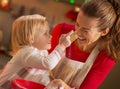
<box><xmin>32</xmin><ymin>23</ymin><xmax>52</xmax><ymax>50</ymax></box>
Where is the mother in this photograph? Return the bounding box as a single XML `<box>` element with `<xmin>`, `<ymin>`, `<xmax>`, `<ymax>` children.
<box><xmin>48</xmin><ymin>0</ymin><xmax>120</xmax><ymax>89</ymax></box>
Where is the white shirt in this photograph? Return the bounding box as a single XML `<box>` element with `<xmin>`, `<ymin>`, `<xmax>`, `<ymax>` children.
<box><xmin>0</xmin><ymin>45</ymin><xmax>63</xmax><ymax>86</ymax></box>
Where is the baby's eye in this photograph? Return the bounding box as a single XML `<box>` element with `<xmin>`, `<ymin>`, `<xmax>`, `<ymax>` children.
<box><xmin>44</xmin><ymin>32</ymin><xmax>47</xmax><ymax>35</ymax></box>
<box><xmin>44</xmin><ymin>32</ymin><xmax>49</xmax><ymax>35</ymax></box>
<box><xmin>83</xmin><ymin>30</ymin><xmax>88</xmax><ymax>32</ymax></box>
<box><xmin>75</xmin><ymin>22</ymin><xmax>79</xmax><ymax>27</ymax></box>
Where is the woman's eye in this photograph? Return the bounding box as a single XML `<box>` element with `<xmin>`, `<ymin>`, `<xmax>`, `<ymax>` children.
<box><xmin>79</xmin><ymin>28</ymin><xmax>88</xmax><ymax>34</ymax></box>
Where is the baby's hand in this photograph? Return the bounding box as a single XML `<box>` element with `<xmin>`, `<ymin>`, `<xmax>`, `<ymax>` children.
<box><xmin>59</xmin><ymin>30</ymin><xmax>78</xmax><ymax>51</ymax></box>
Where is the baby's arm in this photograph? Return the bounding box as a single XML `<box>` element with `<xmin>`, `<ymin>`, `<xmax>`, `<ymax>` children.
<box><xmin>25</xmin><ymin>31</ymin><xmax>78</xmax><ymax>70</ymax></box>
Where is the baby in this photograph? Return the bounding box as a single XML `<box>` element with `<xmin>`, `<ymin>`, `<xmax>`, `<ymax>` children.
<box><xmin>0</xmin><ymin>14</ymin><xmax>76</xmax><ymax>89</ymax></box>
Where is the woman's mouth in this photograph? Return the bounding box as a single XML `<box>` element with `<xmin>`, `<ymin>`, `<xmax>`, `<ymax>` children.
<box><xmin>78</xmin><ymin>37</ymin><xmax>86</xmax><ymax>41</ymax></box>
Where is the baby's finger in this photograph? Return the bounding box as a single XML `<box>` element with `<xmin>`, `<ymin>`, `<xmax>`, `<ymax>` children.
<box><xmin>70</xmin><ymin>31</ymin><xmax>78</xmax><ymax>42</ymax></box>
<box><xmin>66</xmin><ymin>30</ymin><xmax>74</xmax><ymax>36</ymax></box>
<box><xmin>60</xmin><ymin>34</ymin><xmax>66</xmax><ymax>39</ymax></box>
<box><xmin>59</xmin><ymin>86</ymin><xmax>64</xmax><ymax>89</ymax></box>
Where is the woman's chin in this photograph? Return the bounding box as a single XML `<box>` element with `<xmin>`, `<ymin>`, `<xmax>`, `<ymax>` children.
<box><xmin>78</xmin><ymin>40</ymin><xmax>87</xmax><ymax>46</ymax></box>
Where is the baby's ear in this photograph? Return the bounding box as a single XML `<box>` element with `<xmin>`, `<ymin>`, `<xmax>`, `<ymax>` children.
<box><xmin>101</xmin><ymin>28</ymin><xmax>109</xmax><ymax>36</ymax></box>
<box><xmin>30</xmin><ymin>40</ymin><xmax>34</xmax><ymax>44</ymax></box>
<box><xmin>29</xmin><ymin>37</ymin><xmax>34</xmax><ymax>44</ymax></box>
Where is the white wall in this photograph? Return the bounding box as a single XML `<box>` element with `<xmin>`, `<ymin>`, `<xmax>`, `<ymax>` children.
<box><xmin>99</xmin><ymin>63</ymin><xmax>120</xmax><ymax>89</ymax></box>
<box><xmin>0</xmin><ymin>0</ymin><xmax>76</xmax><ymax>50</ymax></box>
<box><xmin>12</xmin><ymin>0</ymin><xmax>75</xmax><ymax>24</ymax></box>
<box><xmin>0</xmin><ymin>1</ymin><xmax>120</xmax><ymax>89</ymax></box>
<box><xmin>0</xmin><ymin>11</ymin><xmax>14</xmax><ymax>50</ymax></box>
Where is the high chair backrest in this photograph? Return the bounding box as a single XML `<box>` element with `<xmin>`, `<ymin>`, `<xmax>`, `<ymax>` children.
<box><xmin>11</xmin><ymin>78</ymin><xmax>45</xmax><ymax>89</ymax></box>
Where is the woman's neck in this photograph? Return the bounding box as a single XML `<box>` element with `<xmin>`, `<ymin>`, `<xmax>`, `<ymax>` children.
<box><xmin>75</xmin><ymin>41</ymin><xmax>98</xmax><ymax>52</ymax></box>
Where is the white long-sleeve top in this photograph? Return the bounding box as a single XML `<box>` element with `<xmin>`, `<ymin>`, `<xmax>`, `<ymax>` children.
<box><xmin>0</xmin><ymin>45</ymin><xmax>63</xmax><ymax>86</ymax></box>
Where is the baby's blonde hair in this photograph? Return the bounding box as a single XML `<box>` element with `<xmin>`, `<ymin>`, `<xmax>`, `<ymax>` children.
<box><xmin>12</xmin><ymin>14</ymin><xmax>46</xmax><ymax>53</ymax></box>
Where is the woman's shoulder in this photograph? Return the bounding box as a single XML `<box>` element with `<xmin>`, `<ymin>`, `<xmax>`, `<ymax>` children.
<box><xmin>99</xmin><ymin>50</ymin><xmax>114</xmax><ymax>60</ymax></box>
<box><xmin>91</xmin><ymin>50</ymin><xmax>115</xmax><ymax>77</ymax></box>
<box><xmin>94</xmin><ymin>50</ymin><xmax>115</xmax><ymax>67</ymax></box>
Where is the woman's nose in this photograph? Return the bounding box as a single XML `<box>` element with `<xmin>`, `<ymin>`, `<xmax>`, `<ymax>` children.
<box><xmin>76</xmin><ymin>27</ymin><xmax>81</xmax><ymax>35</ymax></box>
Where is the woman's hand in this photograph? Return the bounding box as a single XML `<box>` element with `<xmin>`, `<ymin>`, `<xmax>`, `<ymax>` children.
<box><xmin>45</xmin><ymin>79</ymin><xmax>73</xmax><ymax>89</ymax></box>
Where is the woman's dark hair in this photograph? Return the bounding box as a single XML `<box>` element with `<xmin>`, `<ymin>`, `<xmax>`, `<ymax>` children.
<box><xmin>81</xmin><ymin>0</ymin><xmax>120</xmax><ymax>62</ymax></box>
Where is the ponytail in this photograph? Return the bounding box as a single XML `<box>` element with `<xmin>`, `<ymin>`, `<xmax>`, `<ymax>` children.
<box><xmin>107</xmin><ymin>0</ymin><xmax>120</xmax><ymax>62</ymax></box>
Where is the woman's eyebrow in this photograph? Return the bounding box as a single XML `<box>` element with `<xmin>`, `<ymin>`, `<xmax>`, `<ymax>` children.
<box><xmin>76</xmin><ymin>22</ymin><xmax>90</xmax><ymax>30</ymax></box>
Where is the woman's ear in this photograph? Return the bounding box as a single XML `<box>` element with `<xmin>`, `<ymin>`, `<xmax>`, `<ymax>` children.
<box><xmin>101</xmin><ymin>28</ymin><xmax>110</xmax><ymax>36</ymax></box>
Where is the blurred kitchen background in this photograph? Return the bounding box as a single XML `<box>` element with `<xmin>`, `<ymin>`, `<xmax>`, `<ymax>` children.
<box><xmin>0</xmin><ymin>0</ymin><xmax>120</xmax><ymax>89</ymax></box>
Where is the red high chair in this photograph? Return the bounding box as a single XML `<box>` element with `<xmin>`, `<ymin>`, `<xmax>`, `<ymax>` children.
<box><xmin>11</xmin><ymin>79</ymin><xmax>45</xmax><ymax>89</ymax></box>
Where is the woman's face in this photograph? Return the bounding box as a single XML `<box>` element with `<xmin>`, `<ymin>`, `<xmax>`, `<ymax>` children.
<box><xmin>33</xmin><ymin>22</ymin><xmax>52</xmax><ymax>50</ymax></box>
<box><xmin>75</xmin><ymin>10</ymin><xmax>103</xmax><ymax>47</ymax></box>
